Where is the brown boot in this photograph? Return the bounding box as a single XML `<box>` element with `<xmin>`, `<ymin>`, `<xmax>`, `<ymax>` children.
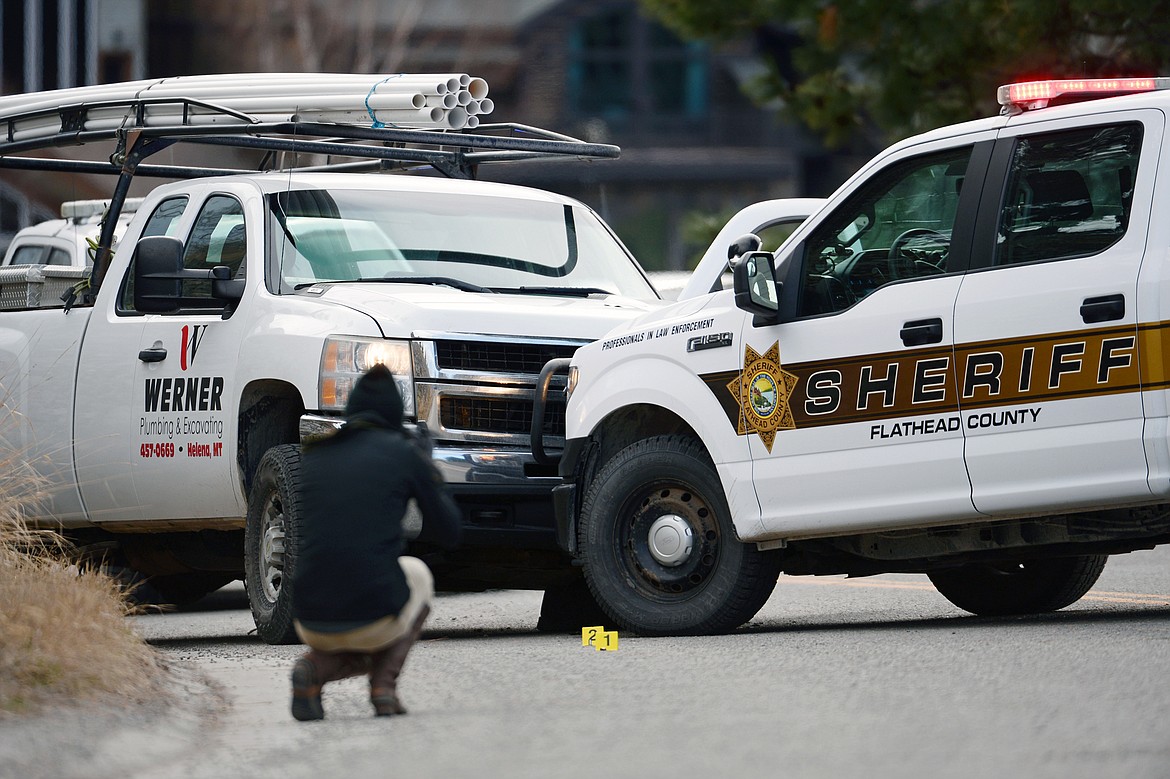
<box><xmin>291</xmin><ymin>650</ymin><xmax>371</xmax><ymax>721</ymax></box>
<box><xmin>369</xmin><ymin>605</ymin><xmax>430</xmax><ymax>716</ymax></box>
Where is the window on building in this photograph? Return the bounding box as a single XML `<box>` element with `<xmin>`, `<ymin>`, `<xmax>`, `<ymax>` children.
<box><xmin>568</xmin><ymin>7</ymin><xmax>707</xmax><ymax>126</ymax></box>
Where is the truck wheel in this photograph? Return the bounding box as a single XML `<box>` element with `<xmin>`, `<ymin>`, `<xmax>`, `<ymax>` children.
<box><xmin>244</xmin><ymin>444</ymin><xmax>302</xmax><ymax>644</ymax></box>
<box><xmin>928</xmin><ymin>554</ymin><xmax>1107</xmax><ymax>616</ymax></box>
<box><xmin>578</xmin><ymin>435</ymin><xmax>781</xmax><ymax>636</ymax></box>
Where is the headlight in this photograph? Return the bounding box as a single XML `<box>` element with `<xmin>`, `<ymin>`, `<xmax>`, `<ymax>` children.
<box><xmin>567</xmin><ymin>365</ymin><xmax>579</xmax><ymax>400</ymax></box>
<box><xmin>320</xmin><ymin>337</ymin><xmax>415</xmax><ymax>415</ymax></box>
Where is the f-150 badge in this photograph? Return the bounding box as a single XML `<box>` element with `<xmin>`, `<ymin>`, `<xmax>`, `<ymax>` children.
<box><xmin>727</xmin><ymin>342</ymin><xmax>798</xmax><ymax>452</ymax></box>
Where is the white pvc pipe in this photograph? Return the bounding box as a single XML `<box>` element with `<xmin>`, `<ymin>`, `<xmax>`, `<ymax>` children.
<box><xmin>0</xmin><ymin>73</ymin><xmax>474</xmax><ymax>113</ymax></box>
<box><xmin>446</xmin><ymin>106</ymin><xmax>468</xmax><ymax>130</ymax></box>
<box><xmin>466</xmin><ymin>78</ymin><xmax>489</xmax><ymax>100</ymax></box>
<box><xmin>6</xmin><ymin>107</ymin><xmax>465</xmax><ymax>140</ymax></box>
<box><xmin>163</xmin><ymin>92</ymin><xmax>430</xmax><ymax>112</ymax></box>
<box><xmin>425</xmin><ymin>93</ymin><xmax>458</xmax><ymax>109</ymax></box>
<box><xmin>0</xmin><ymin>73</ymin><xmax>491</xmax><ymax>138</ymax></box>
<box><xmin>290</xmin><ymin>106</ymin><xmax>446</xmax><ymax>126</ymax></box>
<box><xmin>138</xmin><ymin>83</ymin><xmax>438</xmax><ymax>100</ymax></box>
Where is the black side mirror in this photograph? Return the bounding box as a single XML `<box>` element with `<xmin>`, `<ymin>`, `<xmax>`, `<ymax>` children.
<box><xmin>133</xmin><ymin>236</ymin><xmax>184</xmax><ymax>313</ymax></box>
<box><xmin>134</xmin><ymin>237</ymin><xmax>246</xmax><ymax>315</ymax></box>
<box><xmin>727</xmin><ymin>233</ymin><xmax>762</xmax><ymax>261</ymax></box>
<box><xmin>211</xmin><ymin>265</ymin><xmax>245</xmax><ymax>302</ymax></box>
<box><xmin>733</xmin><ymin>251</ymin><xmax>780</xmax><ymax>322</ymax></box>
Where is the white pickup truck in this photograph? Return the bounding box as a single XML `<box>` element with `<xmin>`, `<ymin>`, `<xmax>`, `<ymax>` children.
<box><xmin>2</xmin><ymin>197</ymin><xmax>143</xmax><ymax>268</ymax></box>
<box><xmin>0</xmin><ymin>74</ymin><xmax>810</xmax><ymax>643</ymax></box>
<box><xmin>550</xmin><ymin>77</ymin><xmax>1170</xmax><ymax>635</ymax></box>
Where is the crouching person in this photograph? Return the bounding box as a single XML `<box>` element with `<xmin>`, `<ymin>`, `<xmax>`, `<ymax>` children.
<box><xmin>290</xmin><ymin>364</ymin><xmax>461</xmax><ymax>721</ymax></box>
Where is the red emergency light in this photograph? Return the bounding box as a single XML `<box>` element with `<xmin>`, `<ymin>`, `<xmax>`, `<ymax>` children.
<box><xmin>997</xmin><ymin>77</ymin><xmax>1170</xmax><ymax>111</ymax></box>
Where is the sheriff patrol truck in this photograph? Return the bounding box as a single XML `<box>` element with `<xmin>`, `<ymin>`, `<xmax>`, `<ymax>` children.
<box><xmin>546</xmin><ymin>78</ymin><xmax>1170</xmax><ymax>636</ymax></box>
<box><xmin>0</xmin><ymin>73</ymin><xmax>763</xmax><ymax>644</ymax></box>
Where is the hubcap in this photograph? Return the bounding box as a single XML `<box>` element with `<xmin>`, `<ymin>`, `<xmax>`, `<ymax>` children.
<box><xmin>259</xmin><ymin>496</ymin><xmax>286</xmax><ymax>603</ymax></box>
<box><xmin>647</xmin><ymin>514</ymin><xmax>694</xmax><ymax>566</ymax></box>
<box><xmin>620</xmin><ymin>483</ymin><xmax>720</xmax><ymax>598</ymax></box>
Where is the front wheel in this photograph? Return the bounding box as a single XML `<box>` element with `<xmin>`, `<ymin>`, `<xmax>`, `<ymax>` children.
<box><xmin>928</xmin><ymin>554</ymin><xmax>1107</xmax><ymax>616</ymax></box>
<box><xmin>578</xmin><ymin>435</ymin><xmax>781</xmax><ymax>636</ymax></box>
<box><xmin>244</xmin><ymin>444</ymin><xmax>303</xmax><ymax>644</ymax></box>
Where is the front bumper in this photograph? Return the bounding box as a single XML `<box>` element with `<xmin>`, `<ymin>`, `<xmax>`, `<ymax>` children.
<box><xmin>300</xmin><ymin>413</ymin><xmax>559</xmax><ymax>485</ymax></box>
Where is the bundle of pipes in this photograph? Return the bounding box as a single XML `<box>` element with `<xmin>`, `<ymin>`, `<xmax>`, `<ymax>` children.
<box><xmin>0</xmin><ymin>73</ymin><xmax>496</xmax><ymax>143</ymax></box>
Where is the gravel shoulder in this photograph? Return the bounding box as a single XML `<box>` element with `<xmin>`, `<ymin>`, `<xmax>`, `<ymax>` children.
<box><xmin>0</xmin><ymin>663</ymin><xmax>225</xmax><ymax>779</ymax></box>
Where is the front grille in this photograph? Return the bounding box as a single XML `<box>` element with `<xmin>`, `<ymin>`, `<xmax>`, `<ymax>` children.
<box><xmin>441</xmin><ymin>397</ymin><xmax>566</xmax><ymax>436</ymax></box>
<box><xmin>435</xmin><ymin>340</ymin><xmax>577</xmax><ymax>374</ymax></box>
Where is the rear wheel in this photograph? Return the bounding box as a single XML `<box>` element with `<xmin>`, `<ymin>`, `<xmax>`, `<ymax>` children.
<box><xmin>244</xmin><ymin>444</ymin><xmax>303</xmax><ymax>644</ymax></box>
<box><xmin>928</xmin><ymin>554</ymin><xmax>1107</xmax><ymax>616</ymax></box>
<box><xmin>578</xmin><ymin>435</ymin><xmax>780</xmax><ymax>636</ymax></box>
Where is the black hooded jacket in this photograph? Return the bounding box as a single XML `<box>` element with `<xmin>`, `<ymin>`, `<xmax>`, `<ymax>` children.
<box><xmin>291</xmin><ymin>364</ymin><xmax>461</xmax><ymax>626</ymax></box>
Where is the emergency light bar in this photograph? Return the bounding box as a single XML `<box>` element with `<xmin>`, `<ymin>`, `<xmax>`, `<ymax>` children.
<box><xmin>998</xmin><ymin>77</ymin><xmax>1170</xmax><ymax>111</ymax></box>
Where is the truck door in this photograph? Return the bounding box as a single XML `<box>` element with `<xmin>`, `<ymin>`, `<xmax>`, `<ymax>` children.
<box><xmin>131</xmin><ymin>193</ymin><xmax>250</xmax><ymax>520</ymax></box>
<box><xmin>954</xmin><ymin>113</ymin><xmax>1161</xmax><ymax>515</ymax></box>
<box><xmin>78</xmin><ymin>192</ymin><xmax>250</xmax><ymax>522</ymax></box>
<box><xmin>744</xmin><ymin>136</ymin><xmax>994</xmax><ymax>537</ymax></box>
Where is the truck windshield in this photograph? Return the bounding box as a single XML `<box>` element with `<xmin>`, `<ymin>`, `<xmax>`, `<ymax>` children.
<box><xmin>267</xmin><ymin>188</ymin><xmax>657</xmax><ymax>298</ymax></box>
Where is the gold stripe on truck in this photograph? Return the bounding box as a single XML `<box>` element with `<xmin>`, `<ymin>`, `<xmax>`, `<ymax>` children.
<box><xmin>701</xmin><ymin>321</ymin><xmax>1164</xmax><ymax>435</ymax></box>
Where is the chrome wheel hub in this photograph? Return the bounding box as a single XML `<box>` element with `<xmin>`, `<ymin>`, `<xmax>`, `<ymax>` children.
<box><xmin>647</xmin><ymin>514</ymin><xmax>694</xmax><ymax>567</ymax></box>
<box><xmin>259</xmin><ymin>502</ymin><xmax>286</xmax><ymax>603</ymax></box>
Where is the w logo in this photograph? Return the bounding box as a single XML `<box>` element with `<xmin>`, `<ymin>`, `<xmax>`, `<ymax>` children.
<box><xmin>180</xmin><ymin>325</ymin><xmax>209</xmax><ymax>371</ymax></box>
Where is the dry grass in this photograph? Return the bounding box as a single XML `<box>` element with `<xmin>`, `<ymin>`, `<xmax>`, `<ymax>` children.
<box><xmin>0</xmin><ymin>438</ymin><xmax>165</xmax><ymax>715</ymax></box>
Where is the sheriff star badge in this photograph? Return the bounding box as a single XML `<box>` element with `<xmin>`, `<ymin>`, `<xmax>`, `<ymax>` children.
<box><xmin>726</xmin><ymin>342</ymin><xmax>798</xmax><ymax>452</ymax></box>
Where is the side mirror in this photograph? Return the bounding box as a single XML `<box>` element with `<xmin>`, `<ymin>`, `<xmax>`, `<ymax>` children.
<box><xmin>133</xmin><ymin>236</ymin><xmax>246</xmax><ymax>314</ymax></box>
<box><xmin>133</xmin><ymin>236</ymin><xmax>184</xmax><ymax>313</ymax></box>
<box><xmin>211</xmin><ymin>265</ymin><xmax>245</xmax><ymax>302</ymax></box>
<box><xmin>727</xmin><ymin>233</ymin><xmax>762</xmax><ymax>261</ymax></box>
<box><xmin>733</xmin><ymin>251</ymin><xmax>780</xmax><ymax>321</ymax></box>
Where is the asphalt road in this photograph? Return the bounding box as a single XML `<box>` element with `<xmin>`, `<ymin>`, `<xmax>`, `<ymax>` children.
<box><xmin>18</xmin><ymin>547</ymin><xmax>1170</xmax><ymax>779</ymax></box>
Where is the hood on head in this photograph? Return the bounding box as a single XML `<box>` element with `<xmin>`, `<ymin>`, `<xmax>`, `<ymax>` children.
<box><xmin>345</xmin><ymin>364</ymin><xmax>403</xmax><ymax>429</ymax></box>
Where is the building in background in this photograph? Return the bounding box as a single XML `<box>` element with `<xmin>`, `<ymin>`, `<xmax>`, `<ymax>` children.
<box><xmin>2</xmin><ymin>0</ymin><xmax>854</xmax><ymax>269</ymax></box>
<box><xmin>1</xmin><ymin>0</ymin><xmax>146</xmax><ymax>249</ymax></box>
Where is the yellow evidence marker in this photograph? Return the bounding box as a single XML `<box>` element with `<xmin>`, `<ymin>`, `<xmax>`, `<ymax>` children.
<box><xmin>581</xmin><ymin>626</ymin><xmax>619</xmax><ymax>651</ymax></box>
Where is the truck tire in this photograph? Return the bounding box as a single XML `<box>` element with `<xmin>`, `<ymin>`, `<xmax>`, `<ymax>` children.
<box><xmin>928</xmin><ymin>554</ymin><xmax>1107</xmax><ymax>616</ymax></box>
<box><xmin>578</xmin><ymin>435</ymin><xmax>781</xmax><ymax>636</ymax></box>
<box><xmin>244</xmin><ymin>444</ymin><xmax>303</xmax><ymax>645</ymax></box>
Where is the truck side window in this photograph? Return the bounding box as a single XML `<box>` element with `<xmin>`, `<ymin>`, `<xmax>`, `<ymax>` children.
<box><xmin>184</xmin><ymin>196</ymin><xmax>246</xmax><ymax>276</ymax></box>
<box><xmin>119</xmin><ymin>196</ymin><xmax>189</xmax><ymax>312</ymax></box>
<box><xmin>142</xmin><ymin>196</ymin><xmax>188</xmax><ymax>238</ymax></box>
<box><xmin>996</xmin><ymin>123</ymin><xmax>1142</xmax><ymax>266</ymax></box>
<box><xmin>798</xmin><ymin>146</ymin><xmax>973</xmax><ymax>317</ymax></box>
<box><xmin>179</xmin><ymin>195</ymin><xmax>246</xmax><ymax>302</ymax></box>
<box><xmin>8</xmin><ymin>244</ymin><xmax>46</xmax><ymax>265</ymax></box>
<box><xmin>46</xmin><ymin>248</ymin><xmax>71</xmax><ymax>266</ymax></box>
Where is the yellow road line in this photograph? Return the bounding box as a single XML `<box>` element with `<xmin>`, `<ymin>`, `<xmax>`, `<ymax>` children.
<box><xmin>778</xmin><ymin>576</ymin><xmax>1169</xmax><ymax>604</ymax></box>
<box><xmin>778</xmin><ymin>577</ymin><xmax>935</xmax><ymax>591</ymax></box>
<box><xmin>1081</xmin><ymin>593</ymin><xmax>1169</xmax><ymax>605</ymax></box>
